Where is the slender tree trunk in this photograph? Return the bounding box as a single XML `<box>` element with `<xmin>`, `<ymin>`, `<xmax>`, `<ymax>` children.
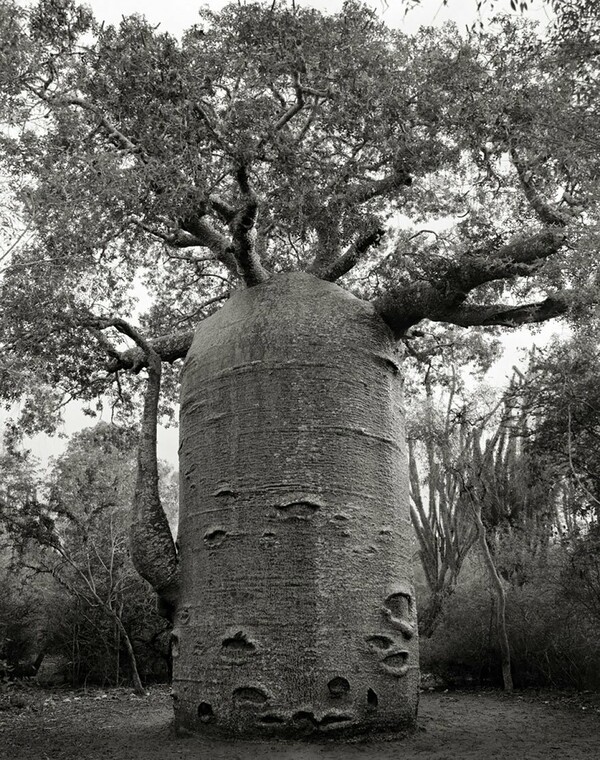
<box><xmin>115</xmin><ymin>608</ymin><xmax>121</xmax><ymax>686</ymax></box>
<box><xmin>175</xmin><ymin>272</ymin><xmax>419</xmax><ymax>738</ymax></box>
<box><xmin>474</xmin><ymin>509</ymin><xmax>513</xmax><ymax>691</ymax></box>
<box><xmin>113</xmin><ymin>616</ymin><xmax>145</xmax><ymax>696</ymax></box>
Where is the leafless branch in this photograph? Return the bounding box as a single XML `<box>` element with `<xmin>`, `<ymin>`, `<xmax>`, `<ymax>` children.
<box><xmin>319</xmin><ymin>227</ymin><xmax>386</xmax><ymax>282</ymax></box>
<box><xmin>230</xmin><ymin>164</ymin><xmax>270</xmax><ymax>286</ymax></box>
<box><xmin>273</xmin><ymin>71</ymin><xmax>305</xmax><ymax>132</ymax></box>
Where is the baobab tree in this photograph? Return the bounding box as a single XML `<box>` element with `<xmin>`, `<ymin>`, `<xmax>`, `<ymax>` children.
<box><xmin>0</xmin><ymin>0</ymin><xmax>598</xmax><ymax>739</ymax></box>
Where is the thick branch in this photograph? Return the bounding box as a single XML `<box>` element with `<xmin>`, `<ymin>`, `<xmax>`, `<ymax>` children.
<box><xmin>509</xmin><ymin>147</ymin><xmax>569</xmax><ymax>227</ymax></box>
<box><xmin>273</xmin><ymin>71</ymin><xmax>305</xmax><ymax>132</ymax></box>
<box><xmin>179</xmin><ymin>216</ymin><xmax>238</xmax><ymax>275</ymax></box>
<box><xmin>454</xmin><ymin>230</ymin><xmax>566</xmax><ymax>292</ymax></box>
<box><xmin>40</xmin><ymin>93</ymin><xmax>239</xmax><ymax>276</ymax></box>
<box><xmin>130</xmin><ymin>352</ymin><xmax>180</xmax><ymax>620</ymax></box>
<box><xmin>104</xmin><ymin>329</ymin><xmax>194</xmax><ymax>373</ymax></box>
<box><xmin>230</xmin><ymin>165</ymin><xmax>270</xmax><ymax>286</ymax></box>
<box><xmin>92</xmin><ymin>320</ymin><xmax>181</xmax><ymax>618</ymax></box>
<box><xmin>208</xmin><ymin>195</ymin><xmax>236</xmax><ymax>224</ymax></box>
<box><xmin>433</xmin><ymin>294</ymin><xmax>571</xmax><ymax>328</ymax></box>
<box><xmin>374</xmin><ymin>229</ymin><xmax>565</xmax><ymax>334</ymax></box>
<box><xmin>308</xmin><ymin>167</ymin><xmax>412</xmax><ymax>275</ymax></box>
<box><xmin>346</xmin><ymin>167</ymin><xmax>413</xmax><ymax>206</ymax></box>
<box><xmin>319</xmin><ymin>227</ymin><xmax>385</xmax><ymax>282</ymax></box>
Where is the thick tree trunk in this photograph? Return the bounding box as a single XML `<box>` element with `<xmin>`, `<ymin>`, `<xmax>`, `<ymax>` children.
<box><xmin>174</xmin><ymin>272</ymin><xmax>418</xmax><ymax>738</ymax></box>
<box><xmin>130</xmin><ymin>355</ymin><xmax>180</xmax><ymax>620</ymax></box>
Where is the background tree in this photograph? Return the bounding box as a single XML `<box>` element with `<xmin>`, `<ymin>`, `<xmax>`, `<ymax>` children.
<box><xmin>515</xmin><ymin>335</ymin><xmax>600</xmax><ymax>519</ymax></box>
<box><xmin>408</xmin><ymin>372</ymin><xmax>479</xmax><ymax>637</ymax></box>
<box><xmin>1</xmin><ymin>423</ymin><xmax>176</xmax><ymax>693</ymax></box>
<box><xmin>0</xmin><ymin>0</ymin><xmax>598</xmax><ymax>739</ymax></box>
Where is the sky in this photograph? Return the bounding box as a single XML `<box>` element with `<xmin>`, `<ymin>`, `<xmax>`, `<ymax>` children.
<box><xmin>80</xmin><ymin>0</ymin><xmax>553</xmax><ymax>36</ymax></box>
<box><xmin>9</xmin><ymin>0</ymin><xmax>559</xmax><ymax>468</ymax></box>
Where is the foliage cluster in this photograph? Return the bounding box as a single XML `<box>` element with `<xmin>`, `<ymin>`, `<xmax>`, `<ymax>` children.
<box><xmin>0</xmin><ymin>423</ymin><xmax>176</xmax><ymax>689</ymax></box>
<box><xmin>0</xmin><ymin>0</ymin><xmax>598</xmax><ymax>433</ymax></box>
<box><xmin>411</xmin><ymin>331</ymin><xmax>600</xmax><ymax>690</ymax></box>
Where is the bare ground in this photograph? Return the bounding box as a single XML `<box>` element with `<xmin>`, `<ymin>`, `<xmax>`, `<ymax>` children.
<box><xmin>1</xmin><ymin>684</ymin><xmax>599</xmax><ymax>760</ymax></box>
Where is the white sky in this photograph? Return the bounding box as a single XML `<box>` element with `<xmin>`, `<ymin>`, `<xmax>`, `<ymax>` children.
<box><xmin>81</xmin><ymin>0</ymin><xmax>553</xmax><ymax>36</ymax></box>
<box><xmin>11</xmin><ymin>0</ymin><xmax>558</xmax><ymax>467</ymax></box>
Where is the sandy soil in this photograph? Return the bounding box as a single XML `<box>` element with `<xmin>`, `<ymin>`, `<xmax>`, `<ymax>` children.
<box><xmin>1</xmin><ymin>685</ymin><xmax>599</xmax><ymax>760</ymax></box>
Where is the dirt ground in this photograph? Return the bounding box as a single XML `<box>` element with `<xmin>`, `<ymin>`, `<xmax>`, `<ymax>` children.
<box><xmin>1</xmin><ymin>684</ymin><xmax>599</xmax><ymax>760</ymax></box>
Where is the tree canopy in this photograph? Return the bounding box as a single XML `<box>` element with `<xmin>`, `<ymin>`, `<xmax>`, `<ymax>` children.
<box><xmin>0</xmin><ymin>0</ymin><xmax>598</xmax><ymax>428</ymax></box>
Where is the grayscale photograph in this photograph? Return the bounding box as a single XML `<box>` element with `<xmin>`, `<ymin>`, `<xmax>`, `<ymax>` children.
<box><xmin>0</xmin><ymin>0</ymin><xmax>598</xmax><ymax>758</ymax></box>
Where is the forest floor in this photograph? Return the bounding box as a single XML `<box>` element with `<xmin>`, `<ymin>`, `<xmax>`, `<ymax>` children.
<box><xmin>1</xmin><ymin>683</ymin><xmax>599</xmax><ymax>760</ymax></box>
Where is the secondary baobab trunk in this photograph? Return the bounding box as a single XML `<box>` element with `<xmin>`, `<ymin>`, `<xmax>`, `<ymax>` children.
<box><xmin>174</xmin><ymin>272</ymin><xmax>418</xmax><ymax>738</ymax></box>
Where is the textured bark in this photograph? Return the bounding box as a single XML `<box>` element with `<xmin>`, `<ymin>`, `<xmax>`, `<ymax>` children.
<box><xmin>174</xmin><ymin>272</ymin><xmax>418</xmax><ymax>738</ymax></box>
<box><xmin>374</xmin><ymin>230</ymin><xmax>566</xmax><ymax>335</ymax></box>
<box><xmin>130</xmin><ymin>357</ymin><xmax>180</xmax><ymax>620</ymax></box>
<box><xmin>106</xmin><ymin>329</ymin><xmax>194</xmax><ymax>373</ymax></box>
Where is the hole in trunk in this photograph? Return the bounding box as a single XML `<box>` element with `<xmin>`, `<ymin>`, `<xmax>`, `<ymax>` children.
<box><xmin>328</xmin><ymin>677</ymin><xmax>350</xmax><ymax>697</ymax></box>
<box><xmin>233</xmin><ymin>687</ymin><xmax>268</xmax><ymax>704</ymax></box>
<box><xmin>259</xmin><ymin>714</ymin><xmax>285</xmax><ymax>724</ymax></box>
<box><xmin>292</xmin><ymin>710</ymin><xmax>318</xmax><ymax>727</ymax></box>
<box><xmin>367</xmin><ymin>688</ymin><xmax>378</xmax><ymax>708</ymax></box>
<box><xmin>384</xmin><ymin>592</ymin><xmax>411</xmax><ymax>619</ymax></box>
<box><xmin>222</xmin><ymin>631</ymin><xmax>255</xmax><ymax>653</ymax></box>
<box><xmin>204</xmin><ymin>528</ymin><xmax>227</xmax><ymax>547</ymax></box>
<box><xmin>197</xmin><ymin>702</ymin><xmax>214</xmax><ymax>722</ymax></box>
<box><xmin>383</xmin><ymin>652</ymin><xmax>408</xmax><ymax>667</ymax></box>
<box><xmin>213</xmin><ymin>486</ymin><xmax>237</xmax><ymax>498</ymax></box>
<box><xmin>366</xmin><ymin>635</ymin><xmax>393</xmax><ymax>650</ymax></box>
<box><xmin>382</xmin><ymin>651</ymin><xmax>409</xmax><ymax>677</ymax></box>
<box><xmin>320</xmin><ymin>714</ymin><xmax>354</xmax><ymax>727</ymax></box>
<box><xmin>178</xmin><ymin>608</ymin><xmax>190</xmax><ymax>625</ymax></box>
<box><xmin>383</xmin><ymin>593</ymin><xmax>416</xmax><ymax>639</ymax></box>
<box><xmin>171</xmin><ymin>633</ymin><xmax>180</xmax><ymax>659</ymax></box>
<box><xmin>276</xmin><ymin>501</ymin><xmax>320</xmax><ymax>519</ymax></box>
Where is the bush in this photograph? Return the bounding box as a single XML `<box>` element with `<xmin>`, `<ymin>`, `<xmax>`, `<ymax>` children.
<box><xmin>419</xmin><ymin>543</ymin><xmax>600</xmax><ymax>690</ymax></box>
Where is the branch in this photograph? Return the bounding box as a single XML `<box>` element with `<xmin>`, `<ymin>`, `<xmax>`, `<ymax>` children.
<box><xmin>273</xmin><ymin>71</ymin><xmax>305</xmax><ymax>132</ymax></box>
<box><xmin>509</xmin><ymin>147</ymin><xmax>569</xmax><ymax>227</ymax></box>
<box><xmin>318</xmin><ymin>227</ymin><xmax>386</xmax><ymax>282</ymax></box>
<box><xmin>453</xmin><ymin>229</ymin><xmax>566</xmax><ymax>293</ymax></box>
<box><xmin>230</xmin><ymin>164</ymin><xmax>270</xmax><ymax>286</ymax></box>
<box><xmin>88</xmin><ymin>317</ymin><xmax>155</xmax><ymax>356</ymax></box>
<box><xmin>433</xmin><ymin>293</ymin><xmax>571</xmax><ymax>328</ymax></box>
<box><xmin>346</xmin><ymin>166</ymin><xmax>413</xmax><ymax>205</ymax></box>
<box><xmin>85</xmin><ymin>317</ymin><xmax>181</xmax><ymax>617</ymax></box>
<box><xmin>135</xmin><ymin>216</ymin><xmax>238</xmax><ymax>276</ymax></box>
<box><xmin>42</xmin><ymin>93</ymin><xmax>145</xmax><ymax>158</ymax></box>
<box><xmin>103</xmin><ymin>329</ymin><xmax>195</xmax><ymax>373</ymax></box>
<box><xmin>308</xmin><ymin>167</ymin><xmax>412</xmax><ymax>276</ymax></box>
<box><xmin>178</xmin><ymin>216</ymin><xmax>238</xmax><ymax>274</ymax></box>
<box><xmin>39</xmin><ymin>92</ymin><xmax>239</xmax><ymax>275</ymax></box>
<box><xmin>208</xmin><ymin>195</ymin><xmax>236</xmax><ymax>224</ymax></box>
<box><xmin>374</xmin><ymin>229</ymin><xmax>565</xmax><ymax>334</ymax></box>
